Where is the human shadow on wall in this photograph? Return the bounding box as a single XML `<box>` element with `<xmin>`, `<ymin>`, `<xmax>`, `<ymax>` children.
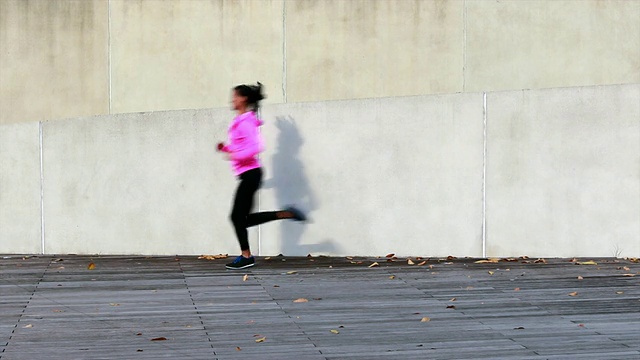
<box><xmin>262</xmin><ymin>116</ymin><xmax>339</xmax><ymax>255</ymax></box>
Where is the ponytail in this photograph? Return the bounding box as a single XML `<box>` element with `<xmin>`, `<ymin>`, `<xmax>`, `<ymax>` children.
<box><xmin>234</xmin><ymin>82</ymin><xmax>265</xmax><ymax>113</ymax></box>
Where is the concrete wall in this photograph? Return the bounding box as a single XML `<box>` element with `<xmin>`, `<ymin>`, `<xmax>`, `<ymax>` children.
<box><xmin>1</xmin><ymin>84</ymin><xmax>637</xmax><ymax>257</ymax></box>
<box><xmin>486</xmin><ymin>84</ymin><xmax>640</xmax><ymax>258</ymax></box>
<box><xmin>0</xmin><ymin>122</ymin><xmax>41</xmax><ymax>254</ymax></box>
<box><xmin>2</xmin><ymin>0</ymin><xmax>639</xmax><ymax>125</ymax></box>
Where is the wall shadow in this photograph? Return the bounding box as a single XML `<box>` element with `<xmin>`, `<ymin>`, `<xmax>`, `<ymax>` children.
<box><xmin>262</xmin><ymin>116</ymin><xmax>339</xmax><ymax>255</ymax></box>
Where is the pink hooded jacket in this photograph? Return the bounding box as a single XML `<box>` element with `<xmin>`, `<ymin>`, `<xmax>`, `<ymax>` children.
<box><xmin>220</xmin><ymin>111</ymin><xmax>265</xmax><ymax>176</ymax></box>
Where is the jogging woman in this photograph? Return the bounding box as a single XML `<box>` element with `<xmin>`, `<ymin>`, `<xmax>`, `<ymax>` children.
<box><xmin>217</xmin><ymin>82</ymin><xmax>306</xmax><ymax>270</ymax></box>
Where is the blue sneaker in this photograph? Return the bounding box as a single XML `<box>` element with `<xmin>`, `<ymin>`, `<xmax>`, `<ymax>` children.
<box><xmin>226</xmin><ymin>255</ymin><xmax>255</xmax><ymax>270</ymax></box>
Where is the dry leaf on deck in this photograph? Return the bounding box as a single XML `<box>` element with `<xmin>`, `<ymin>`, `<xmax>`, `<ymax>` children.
<box><xmin>446</xmin><ymin>305</ymin><xmax>456</xmax><ymax>309</ymax></box>
<box><xmin>568</xmin><ymin>292</ymin><xmax>578</xmax><ymax>296</ymax></box>
<box><xmin>514</xmin><ymin>287</ymin><xmax>520</xmax><ymax>291</ymax></box>
<box><xmin>23</xmin><ymin>324</ymin><xmax>33</xmax><ymax>328</ymax></box>
<box><xmin>475</xmin><ymin>259</ymin><xmax>498</xmax><ymax>264</ymax></box>
<box><xmin>87</xmin><ymin>263</ymin><xmax>96</xmax><ymax>270</ymax></box>
<box><xmin>450</xmin><ymin>297</ymin><xmax>457</xmax><ymax>301</ymax></box>
<box><xmin>534</xmin><ymin>258</ymin><xmax>547</xmax><ymax>264</ymax></box>
<box><xmin>616</xmin><ymin>291</ymin><xmax>624</xmax><ymax>295</ymax></box>
<box><xmin>488</xmin><ymin>271</ymin><xmax>494</xmax><ymax>275</ymax></box>
<box><xmin>369</xmin><ymin>262</ymin><xmax>379</xmax><ymax>268</ymax></box>
<box><xmin>236</xmin><ymin>346</ymin><xmax>242</xmax><ymax>351</ymax></box>
<box><xmin>577</xmin><ymin>261</ymin><xmax>598</xmax><ymax>265</ymax></box>
<box><xmin>330</xmin><ymin>329</ymin><xmax>340</xmax><ymax>334</ymax></box>
<box><xmin>622</xmin><ymin>274</ymin><xmax>635</xmax><ymax>277</ymax></box>
<box><xmin>242</xmin><ymin>274</ymin><xmax>249</xmax><ymax>282</ymax></box>
<box><xmin>417</xmin><ymin>261</ymin><xmax>427</xmax><ymax>266</ymax></box>
<box><xmin>293</xmin><ymin>298</ymin><xmax>309</xmax><ymax>303</ymax></box>
<box><xmin>286</xmin><ymin>271</ymin><xmax>298</xmax><ymax>275</ymax></box>
<box><xmin>577</xmin><ymin>276</ymin><xmax>584</xmax><ymax>280</ymax></box>
<box><xmin>151</xmin><ymin>337</ymin><xmax>167</xmax><ymax>341</ymax></box>
<box><xmin>421</xmin><ymin>317</ymin><xmax>431</xmax><ymax>322</ymax></box>
<box><xmin>407</xmin><ymin>259</ymin><xmax>415</xmax><ymax>265</ymax></box>
<box><xmin>389</xmin><ymin>275</ymin><xmax>396</xmax><ymax>279</ymax></box>
<box><xmin>109</xmin><ymin>303</ymin><xmax>120</xmax><ymax>306</ymax></box>
<box><xmin>386</xmin><ymin>253</ymin><xmax>395</xmax><ymax>258</ymax></box>
<box><xmin>255</xmin><ymin>337</ymin><xmax>266</xmax><ymax>343</ymax></box>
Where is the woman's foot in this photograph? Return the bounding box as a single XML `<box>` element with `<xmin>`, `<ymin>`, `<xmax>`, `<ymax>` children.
<box><xmin>225</xmin><ymin>255</ymin><xmax>255</xmax><ymax>270</ymax></box>
<box><xmin>284</xmin><ymin>206</ymin><xmax>307</xmax><ymax>222</ymax></box>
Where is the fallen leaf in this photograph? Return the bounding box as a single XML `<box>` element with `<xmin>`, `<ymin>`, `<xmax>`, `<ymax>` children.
<box><xmin>568</xmin><ymin>292</ymin><xmax>578</xmax><ymax>296</ymax></box>
<box><xmin>313</xmin><ymin>298</ymin><xmax>322</xmax><ymax>300</ymax></box>
<box><xmin>446</xmin><ymin>305</ymin><xmax>456</xmax><ymax>309</ymax></box>
<box><xmin>198</xmin><ymin>254</ymin><xmax>228</xmax><ymax>260</ymax></box>
<box><xmin>488</xmin><ymin>271</ymin><xmax>494</xmax><ymax>275</ymax></box>
<box><xmin>346</xmin><ymin>256</ymin><xmax>354</xmax><ymax>260</ymax></box>
<box><xmin>356</xmin><ymin>261</ymin><xmax>363</xmax><ymax>264</ymax></box>
<box><xmin>264</xmin><ymin>256</ymin><xmax>271</xmax><ymax>260</ymax></box>
<box><xmin>255</xmin><ymin>337</ymin><xmax>266</xmax><ymax>343</ymax></box>
<box><xmin>428</xmin><ymin>265</ymin><xmax>434</xmax><ymax>269</ymax></box>
<box><xmin>407</xmin><ymin>259</ymin><xmax>415</xmax><ymax>265</ymax></box>
<box><xmin>514</xmin><ymin>288</ymin><xmax>520</xmax><ymax>291</ymax></box>
<box><xmin>520</xmin><ymin>256</ymin><xmax>530</xmax><ymax>259</ymax></box>
<box><xmin>52</xmin><ymin>309</ymin><xmax>64</xmax><ymax>312</ymax></box>
<box><xmin>151</xmin><ymin>337</ymin><xmax>167</xmax><ymax>341</ymax></box>
<box><xmin>421</xmin><ymin>317</ymin><xmax>431</xmax><ymax>322</ymax></box>
<box><xmin>54</xmin><ymin>258</ymin><xmax>64</xmax><ymax>262</ymax></box>
<box><xmin>447</xmin><ymin>256</ymin><xmax>457</xmax><ymax>261</ymax></box>
<box><xmin>386</xmin><ymin>258</ymin><xmax>394</xmax><ymax>262</ymax></box>
<box><xmin>242</xmin><ymin>274</ymin><xmax>249</xmax><ymax>282</ymax></box>
<box><xmin>286</xmin><ymin>271</ymin><xmax>298</xmax><ymax>275</ymax></box>
<box><xmin>386</xmin><ymin>253</ymin><xmax>395</xmax><ymax>258</ymax></box>
<box><xmin>417</xmin><ymin>261</ymin><xmax>427</xmax><ymax>266</ymax></box>
<box><xmin>369</xmin><ymin>262</ymin><xmax>379</xmax><ymax>268</ymax></box>
<box><xmin>577</xmin><ymin>276</ymin><xmax>584</xmax><ymax>280</ymax></box>
<box><xmin>236</xmin><ymin>346</ymin><xmax>242</xmax><ymax>351</ymax></box>
<box><xmin>23</xmin><ymin>324</ymin><xmax>33</xmax><ymax>328</ymax></box>
<box><xmin>622</xmin><ymin>274</ymin><xmax>635</xmax><ymax>277</ymax></box>
<box><xmin>521</xmin><ymin>260</ymin><xmax>531</xmax><ymax>264</ymax></box>
<box><xmin>514</xmin><ymin>326</ymin><xmax>525</xmax><ymax>330</ymax></box>
<box><xmin>136</xmin><ymin>333</ymin><xmax>142</xmax><ymax>336</ymax></box>
<box><xmin>293</xmin><ymin>298</ymin><xmax>309</xmax><ymax>303</ymax></box>
<box><xmin>109</xmin><ymin>303</ymin><xmax>120</xmax><ymax>306</ymax></box>
<box><xmin>273</xmin><ymin>285</ymin><xmax>280</xmax><ymax>287</ymax></box>
<box><xmin>569</xmin><ymin>258</ymin><xmax>579</xmax><ymax>262</ymax></box>
<box><xmin>330</xmin><ymin>329</ymin><xmax>340</xmax><ymax>334</ymax></box>
<box><xmin>450</xmin><ymin>297</ymin><xmax>457</xmax><ymax>301</ymax></box>
<box><xmin>577</xmin><ymin>261</ymin><xmax>598</xmax><ymax>265</ymax></box>
<box><xmin>622</xmin><ymin>266</ymin><xmax>630</xmax><ymax>271</ymax></box>
<box><xmin>534</xmin><ymin>258</ymin><xmax>547</xmax><ymax>264</ymax></box>
<box><xmin>307</xmin><ymin>254</ymin><xmax>313</xmax><ymax>258</ymax></box>
<box><xmin>475</xmin><ymin>259</ymin><xmax>498</xmax><ymax>264</ymax></box>
<box><xmin>136</xmin><ymin>349</ymin><xmax>143</xmax><ymax>352</ymax></box>
<box><xmin>502</xmin><ymin>258</ymin><xmax>518</xmax><ymax>262</ymax></box>
<box><xmin>389</xmin><ymin>275</ymin><xmax>396</xmax><ymax>279</ymax></box>
<box><xmin>616</xmin><ymin>291</ymin><xmax>624</xmax><ymax>295</ymax></box>
<box><xmin>87</xmin><ymin>263</ymin><xmax>96</xmax><ymax>270</ymax></box>
<box><xmin>578</xmin><ymin>323</ymin><xmax>585</xmax><ymax>327</ymax></box>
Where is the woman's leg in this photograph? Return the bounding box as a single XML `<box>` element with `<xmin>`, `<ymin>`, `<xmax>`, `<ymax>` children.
<box><xmin>229</xmin><ymin>169</ymin><xmax>262</xmax><ymax>255</ymax></box>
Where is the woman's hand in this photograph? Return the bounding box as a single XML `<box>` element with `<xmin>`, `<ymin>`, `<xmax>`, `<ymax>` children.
<box><xmin>216</xmin><ymin>142</ymin><xmax>225</xmax><ymax>152</ymax></box>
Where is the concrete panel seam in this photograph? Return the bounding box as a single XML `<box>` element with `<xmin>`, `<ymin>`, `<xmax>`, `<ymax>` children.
<box><xmin>38</xmin><ymin>121</ymin><xmax>45</xmax><ymax>254</ymax></box>
<box><xmin>482</xmin><ymin>92</ymin><xmax>487</xmax><ymax>258</ymax></box>
<box><xmin>108</xmin><ymin>0</ymin><xmax>112</xmax><ymax>114</ymax></box>
<box><xmin>282</xmin><ymin>0</ymin><xmax>287</xmax><ymax>103</ymax></box>
<box><xmin>463</xmin><ymin>0</ymin><xmax>467</xmax><ymax>92</ymax></box>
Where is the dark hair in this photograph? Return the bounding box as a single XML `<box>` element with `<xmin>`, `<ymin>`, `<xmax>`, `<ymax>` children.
<box><xmin>234</xmin><ymin>82</ymin><xmax>265</xmax><ymax>112</ymax></box>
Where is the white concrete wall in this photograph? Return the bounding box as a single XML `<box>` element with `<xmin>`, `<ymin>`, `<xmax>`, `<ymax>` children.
<box><xmin>1</xmin><ymin>84</ymin><xmax>638</xmax><ymax>257</ymax></box>
<box><xmin>40</xmin><ymin>109</ymin><xmax>246</xmax><ymax>255</ymax></box>
<box><xmin>0</xmin><ymin>122</ymin><xmax>41</xmax><ymax>253</ymax></box>
<box><xmin>259</xmin><ymin>93</ymin><xmax>485</xmax><ymax>257</ymax></box>
<box><xmin>486</xmin><ymin>84</ymin><xmax>640</xmax><ymax>258</ymax></box>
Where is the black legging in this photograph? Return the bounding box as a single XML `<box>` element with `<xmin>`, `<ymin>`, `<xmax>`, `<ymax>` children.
<box><xmin>230</xmin><ymin>168</ymin><xmax>279</xmax><ymax>251</ymax></box>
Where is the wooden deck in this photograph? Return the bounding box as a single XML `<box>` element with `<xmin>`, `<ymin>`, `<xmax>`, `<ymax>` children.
<box><xmin>1</xmin><ymin>255</ymin><xmax>639</xmax><ymax>359</ymax></box>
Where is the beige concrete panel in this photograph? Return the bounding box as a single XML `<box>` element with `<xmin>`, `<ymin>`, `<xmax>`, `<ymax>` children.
<box><xmin>110</xmin><ymin>0</ymin><xmax>284</xmax><ymax>114</ymax></box>
<box><xmin>486</xmin><ymin>84</ymin><xmax>640</xmax><ymax>258</ymax></box>
<box><xmin>0</xmin><ymin>0</ymin><xmax>109</xmax><ymax>125</ymax></box>
<box><xmin>285</xmin><ymin>0</ymin><xmax>464</xmax><ymax>102</ymax></box>
<box><xmin>259</xmin><ymin>93</ymin><xmax>484</xmax><ymax>257</ymax></box>
<box><xmin>466</xmin><ymin>0</ymin><xmax>640</xmax><ymax>92</ymax></box>
<box><xmin>41</xmin><ymin>109</ymin><xmax>247</xmax><ymax>255</ymax></box>
<box><xmin>0</xmin><ymin>122</ymin><xmax>41</xmax><ymax>254</ymax></box>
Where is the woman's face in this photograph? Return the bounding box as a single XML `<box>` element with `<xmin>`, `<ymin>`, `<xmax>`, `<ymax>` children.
<box><xmin>231</xmin><ymin>90</ymin><xmax>247</xmax><ymax>111</ymax></box>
